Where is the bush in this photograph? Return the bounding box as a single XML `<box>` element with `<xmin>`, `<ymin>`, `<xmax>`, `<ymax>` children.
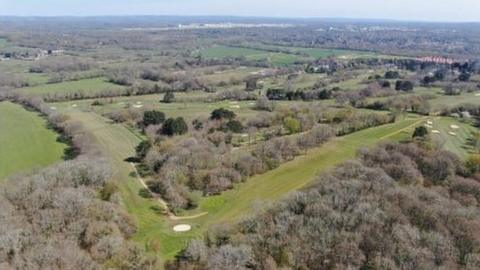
<box><xmin>413</xmin><ymin>126</ymin><xmax>428</xmax><ymax>138</ymax></box>
<box><xmin>225</xmin><ymin>120</ymin><xmax>244</xmax><ymax>133</ymax></box>
<box><xmin>210</xmin><ymin>108</ymin><xmax>236</xmax><ymax>121</ymax></box>
<box><xmin>143</xmin><ymin>110</ymin><xmax>165</xmax><ymax>126</ymax></box>
<box><xmin>395</xmin><ymin>80</ymin><xmax>414</xmax><ymax>91</ymax></box>
<box><xmin>162</xmin><ymin>91</ymin><xmax>175</xmax><ymax>103</ymax></box>
<box><xmin>161</xmin><ymin>117</ymin><xmax>188</xmax><ymax>136</ymax></box>
<box><xmin>283</xmin><ymin>117</ymin><xmax>301</xmax><ymax>134</ymax></box>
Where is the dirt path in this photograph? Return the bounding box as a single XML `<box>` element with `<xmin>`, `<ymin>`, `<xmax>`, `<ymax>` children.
<box><xmin>129</xmin><ymin>162</ymin><xmax>208</xmax><ymax>221</ymax></box>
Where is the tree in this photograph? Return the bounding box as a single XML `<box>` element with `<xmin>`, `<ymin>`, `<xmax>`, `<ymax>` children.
<box><xmin>162</xmin><ymin>91</ymin><xmax>175</xmax><ymax>103</ymax></box>
<box><xmin>395</xmin><ymin>80</ymin><xmax>414</xmax><ymax>92</ymax></box>
<box><xmin>413</xmin><ymin>126</ymin><xmax>428</xmax><ymax>138</ymax></box>
<box><xmin>245</xmin><ymin>77</ymin><xmax>258</xmax><ymax>91</ymax></box>
<box><xmin>143</xmin><ymin>110</ymin><xmax>165</xmax><ymax>126</ymax></box>
<box><xmin>136</xmin><ymin>141</ymin><xmax>152</xmax><ymax>159</ymax></box>
<box><xmin>161</xmin><ymin>117</ymin><xmax>188</xmax><ymax>136</ymax></box>
<box><xmin>283</xmin><ymin>117</ymin><xmax>301</xmax><ymax>134</ymax></box>
<box><xmin>459</xmin><ymin>72</ymin><xmax>471</xmax><ymax>82</ymax></box>
<box><xmin>225</xmin><ymin>120</ymin><xmax>244</xmax><ymax>133</ymax></box>
<box><xmin>255</xmin><ymin>96</ymin><xmax>274</xmax><ymax>112</ymax></box>
<box><xmin>466</xmin><ymin>154</ymin><xmax>480</xmax><ymax>175</ymax></box>
<box><xmin>385</xmin><ymin>71</ymin><xmax>400</xmax><ymax>79</ymax></box>
<box><xmin>210</xmin><ymin>108</ymin><xmax>236</xmax><ymax>121</ymax></box>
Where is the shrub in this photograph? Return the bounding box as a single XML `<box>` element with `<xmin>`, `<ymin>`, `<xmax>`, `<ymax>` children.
<box><xmin>283</xmin><ymin>117</ymin><xmax>301</xmax><ymax>134</ymax></box>
<box><xmin>210</xmin><ymin>108</ymin><xmax>236</xmax><ymax>121</ymax></box>
<box><xmin>161</xmin><ymin>117</ymin><xmax>188</xmax><ymax>136</ymax></box>
<box><xmin>413</xmin><ymin>126</ymin><xmax>428</xmax><ymax>138</ymax></box>
<box><xmin>143</xmin><ymin>110</ymin><xmax>165</xmax><ymax>126</ymax></box>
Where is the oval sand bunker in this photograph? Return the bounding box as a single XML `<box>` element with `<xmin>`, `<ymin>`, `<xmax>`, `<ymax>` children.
<box><xmin>173</xmin><ymin>224</ymin><xmax>192</xmax><ymax>232</ymax></box>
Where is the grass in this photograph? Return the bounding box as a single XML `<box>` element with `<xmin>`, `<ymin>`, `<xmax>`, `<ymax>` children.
<box><xmin>18</xmin><ymin>77</ymin><xmax>125</xmax><ymax>97</ymax></box>
<box><xmin>58</xmin><ymin>97</ymin><xmax>259</xmax><ymax>122</ymax></box>
<box><xmin>200</xmin><ymin>45</ymin><xmax>304</xmax><ymax>66</ymax></box>
<box><xmin>56</xmin><ymin>103</ymin><xmax>424</xmax><ymax>262</ymax></box>
<box><xmin>0</xmin><ymin>102</ymin><xmax>66</xmax><ymax>181</ymax></box>
<box><xmin>429</xmin><ymin>92</ymin><xmax>480</xmax><ymax>112</ymax></box>
<box><xmin>426</xmin><ymin>117</ymin><xmax>478</xmax><ymax>158</ymax></box>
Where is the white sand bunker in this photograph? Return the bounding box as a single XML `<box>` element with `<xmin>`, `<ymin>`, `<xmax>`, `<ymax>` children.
<box><xmin>72</xmin><ymin>104</ymin><xmax>78</xmax><ymax>107</ymax></box>
<box><xmin>432</xmin><ymin>130</ymin><xmax>440</xmax><ymax>134</ymax></box>
<box><xmin>50</xmin><ymin>106</ymin><xmax>57</xmax><ymax>110</ymax></box>
<box><xmin>475</xmin><ymin>93</ymin><xmax>480</xmax><ymax>96</ymax></box>
<box><xmin>136</xmin><ymin>101</ymin><xmax>142</xmax><ymax>104</ymax></box>
<box><xmin>449</xmin><ymin>132</ymin><xmax>457</xmax><ymax>136</ymax></box>
<box><xmin>450</xmin><ymin>125</ymin><xmax>460</xmax><ymax>129</ymax></box>
<box><xmin>425</xmin><ymin>124</ymin><xmax>433</xmax><ymax>129</ymax></box>
<box><xmin>427</xmin><ymin>121</ymin><xmax>433</xmax><ymax>125</ymax></box>
<box><xmin>133</xmin><ymin>105</ymin><xmax>144</xmax><ymax>109</ymax></box>
<box><xmin>173</xmin><ymin>224</ymin><xmax>192</xmax><ymax>232</ymax></box>
<box><xmin>230</xmin><ymin>105</ymin><xmax>241</xmax><ymax>109</ymax></box>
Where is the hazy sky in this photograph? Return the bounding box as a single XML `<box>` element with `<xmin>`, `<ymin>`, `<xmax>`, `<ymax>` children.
<box><xmin>1</xmin><ymin>0</ymin><xmax>480</xmax><ymax>22</ymax></box>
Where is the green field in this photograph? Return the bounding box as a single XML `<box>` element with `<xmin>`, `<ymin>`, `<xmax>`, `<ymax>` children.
<box><xmin>58</xmin><ymin>96</ymin><xmax>260</xmax><ymax>122</ymax></box>
<box><xmin>429</xmin><ymin>92</ymin><xmax>480</xmax><ymax>112</ymax></box>
<box><xmin>200</xmin><ymin>45</ymin><xmax>304</xmax><ymax>66</ymax></box>
<box><xmin>426</xmin><ymin>117</ymin><xmax>478</xmax><ymax>158</ymax></box>
<box><xmin>0</xmin><ymin>102</ymin><xmax>66</xmax><ymax>181</ymax></box>
<box><xmin>18</xmin><ymin>77</ymin><xmax>125</xmax><ymax>97</ymax></box>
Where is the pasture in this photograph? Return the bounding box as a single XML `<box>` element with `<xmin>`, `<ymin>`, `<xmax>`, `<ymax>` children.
<box><xmin>0</xmin><ymin>102</ymin><xmax>66</xmax><ymax>181</ymax></box>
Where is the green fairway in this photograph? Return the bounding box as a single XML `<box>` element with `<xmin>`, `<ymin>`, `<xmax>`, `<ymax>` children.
<box><xmin>0</xmin><ymin>102</ymin><xmax>66</xmax><ymax>181</ymax></box>
<box><xmin>58</xmin><ymin>105</ymin><xmax>423</xmax><ymax>262</ymax></box>
<box><xmin>18</xmin><ymin>77</ymin><xmax>125</xmax><ymax>97</ymax></box>
<box><xmin>429</xmin><ymin>92</ymin><xmax>480</xmax><ymax>112</ymax></box>
<box><xmin>192</xmin><ymin>114</ymin><xmax>423</xmax><ymax>223</ymax></box>
<box><xmin>426</xmin><ymin>117</ymin><xmax>478</xmax><ymax>158</ymax></box>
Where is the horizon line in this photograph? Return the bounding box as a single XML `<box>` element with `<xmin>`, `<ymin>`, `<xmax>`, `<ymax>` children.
<box><xmin>0</xmin><ymin>14</ymin><xmax>479</xmax><ymax>24</ymax></box>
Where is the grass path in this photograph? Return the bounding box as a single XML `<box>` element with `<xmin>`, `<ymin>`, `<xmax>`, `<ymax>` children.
<box><xmin>63</xmin><ymin>107</ymin><xmax>423</xmax><ymax>261</ymax></box>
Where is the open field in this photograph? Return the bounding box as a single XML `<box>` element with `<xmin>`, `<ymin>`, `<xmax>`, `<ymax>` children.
<box><xmin>200</xmin><ymin>45</ymin><xmax>305</xmax><ymax>66</ymax></box>
<box><xmin>17</xmin><ymin>77</ymin><xmax>125</xmax><ymax>97</ymax></box>
<box><xmin>0</xmin><ymin>102</ymin><xmax>66</xmax><ymax>181</ymax></box>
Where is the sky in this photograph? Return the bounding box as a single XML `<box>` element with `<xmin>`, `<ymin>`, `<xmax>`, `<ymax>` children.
<box><xmin>1</xmin><ymin>0</ymin><xmax>480</xmax><ymax>22</ymax></box>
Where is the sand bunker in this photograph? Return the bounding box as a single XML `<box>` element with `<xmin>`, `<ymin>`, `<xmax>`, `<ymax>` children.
<box><xmin>432</xmin><ymin>130</ymin><xmax>440</xmax><ymax>134</ymax></box>
<box><xmin>72</xmin><ymin>104</ymin><xmax>78</xmax><ymax>107</ymax></box>
<box><xmin>427</xmin><ymin>121</ymin><xmax>433</xmax><ymax>125</ymax></box>
<box><xmin>449</xmin><ymin>132</ymin><xmax>457</xmax><ymax>136</ymax></box>
<box><xmin>425</xmin><ymin>124</ymin><xmax>433</xmax><ymax>129</ymax></box>
<box><xmin>450</xmin><ymin>125</ymin><xmax>460</xmax><ymax>129</ymax></box>
<box><xmin>230</xmin><ymin>105</ymin><xmax>241</xmax><ymax>109</ymax></box>
<box><xmin>475</xmin><ymin>93</ymin><xmax>480</xmax><ymax>96</ymax></box>
<box><xmin>173</xmin><ymin>224</ymin><xmax>192</xmax><ymax>232</ymax></box>
<box><xmin>50</xmin><ymin>106</ymin><xmax>57</xmax><ymax>110</ymax></box>
<box><xmin>133</xmin><ymin>105</ymin><xmax>144</xmax><ymax>109</ymax></box>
